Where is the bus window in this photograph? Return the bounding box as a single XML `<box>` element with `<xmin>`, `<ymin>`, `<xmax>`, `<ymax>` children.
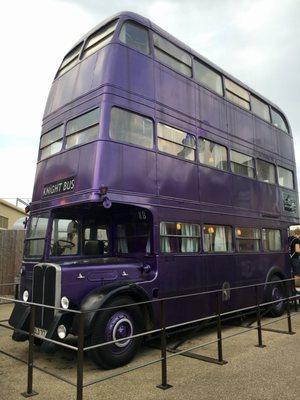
<box><xmin>203</xmin><ymin>225</ymin><xmax>233</xmax><ymax>252</ymax></box>
<box><xmin>84</xmin><ymin>225</ymin><xmax>109</xmax><ymax>256</ymax></box>
<box><xmin>251</xmin><ymin>96</ymin><xmax>270</xmax><ymax>122</ymax></box>
<box><xmin>271</xmin><ymin>108</ymin><xmax>289</xmax><ymax>133</ymax></box>
<box><xmin>262</xmin><ymin>229</ymin><xmax>282</xmax><ymax>251</ymax></box>
<box><xmin>110</xmin><ymin>107</ymin><xmax>153</xmax><ymax>149</ymax></box>
<box><xmin>24</xmin><ymin>214</ymin><xmax>49</xmax><ymax>259</ymax></box>
<box><xmin>256</xmin><ymin>159</ymin><xmax>276</xmax><ymax>184</ymax></box>
<box><xmin>230</xmin><ymin>150</ymin><xmax>255</xmax><ymax>178</ymax></box>
<box><xmin>66</xmin><ymin>108</ymin><xmax>100</xmax><ymax>149</ymax></box>
<box><xmin>235</xmin><ymin>227</ymin><xmax>261</xmax><ymax>252</ymax></box>
<box><xmin>278</xmin><ymin>166</ymin><xmax>294</xmax><ymax>189</ymax></box>
<box><xmin>160</xmin><ymin>222</ymin><xmax>200</xmax><ymax>253</ymax></box>
<box><xmin>82</xmin><ymin>19</ymin><xmax>118</xmax><ymax>59</ymax></box>
<box><xmin>194</xmin><ymin>60</ymin><xmax>223</xmax><ymax>96</ymax></box>
<box><xmin>119</xmin><ymin>21</ymin><xmax>150</xmax><ymax>54</ymax></box>
<box><xmin>50</xmin><ymin>219</ymin><xmax>79</xmax><ymax>256</ymax></box>
<box><xmin>55</xmin><ymin>42</ymin><xmax>83</xmax><ymax>78</ymax></box>
<box><xmin>39</xmin><ymin>125</ymin><xmax>64</xmax><ymax>160</ymax></box>
<box><xmin>153</xmin><ymin>33</ymin><xmax>192</xmax><ymax>77</ymax></box>
<box><xmin>116</xmin><ymin>223</ymin><xmax>150</xmax><ymax>254</ymax></box>
<box><xmin>158</xmin><ymin>124</ymin><xmax>196</xmax><ymax>161</ymax></box>
<box><xmin>199</xmin><ymin>138</ymin><xmax>228</xmax><ymax>170</ymax></box>
<box><xmin>224</xmin><ymin>78</ymin><xmax>250</xmax><ymax>110</ymax></box>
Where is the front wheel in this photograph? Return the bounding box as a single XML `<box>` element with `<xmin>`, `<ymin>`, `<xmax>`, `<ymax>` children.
<box><xmin>88</xmin><ymin>296</ymin><xmax>143</xmax><ymax>369</ymax></box>
<box><xmin>266</xmin><ymin>276</ymin><xmax>286</xmax><ymax>317</ymax></box>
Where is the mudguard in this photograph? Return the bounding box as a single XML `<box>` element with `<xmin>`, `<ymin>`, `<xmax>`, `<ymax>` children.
<box><xmin>77</xmin><ymin>282</ymin><xmax>153</xmax><ymax>335</ymax></box>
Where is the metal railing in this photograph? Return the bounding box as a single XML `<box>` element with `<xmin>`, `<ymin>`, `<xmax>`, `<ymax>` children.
<box><xmin>0</xmin><ymin>278</ymin><xmax>299</xmax><ymax>400</ymax></box>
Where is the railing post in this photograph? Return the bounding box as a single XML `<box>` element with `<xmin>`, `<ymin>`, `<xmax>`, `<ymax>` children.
<box><xmin>255</xmin><ymin>285</ymin><xmax>266</xmax><ymax>348</ymax></box>
<box><xmin>286</xmin><ymin>296</ymin><xmax>295</xmax><ymax>335</ymax></box>
<box><xmin>76</xmin><ymin>312</ymin><xmax>84</xmax><ymax>400</ymax></box>
<box><xmin>216</xmin><ymin>291</ymin><xmax>227</xmax><ymax>364</ymax></box>
<box><xmin>157</xmin><ymin>299</ymin><xmax>172</xmax><ymax>390</ymax></box>
<box><xmin>21</xmin><ymin>304</ymin><xmax>38</xmax><ymax>397</ymax></box>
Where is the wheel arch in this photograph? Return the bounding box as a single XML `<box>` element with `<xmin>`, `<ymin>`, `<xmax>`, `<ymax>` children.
<box><xmin>76</xmin><ymin>282</ymin><xmax>154</xmax><ymax>336</ymax></box>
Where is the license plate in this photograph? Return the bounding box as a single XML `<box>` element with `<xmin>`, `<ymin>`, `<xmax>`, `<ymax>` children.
<box><xmin>34</xmin><ymin>327</ymin><xmax>47</xmax><ymax>337</ymax></box>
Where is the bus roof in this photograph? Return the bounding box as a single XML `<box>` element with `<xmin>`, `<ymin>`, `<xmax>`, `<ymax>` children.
<box><xmin>62</xmin><ymin>11</ymin><xmax>287</xmax><ymax>120</ymax></box>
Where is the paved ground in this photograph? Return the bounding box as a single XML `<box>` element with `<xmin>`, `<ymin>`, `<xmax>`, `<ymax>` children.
<box><xmin>0</xmin><ymin>302</ymin><xmax>299</xmax><ymax>400</ymax></box>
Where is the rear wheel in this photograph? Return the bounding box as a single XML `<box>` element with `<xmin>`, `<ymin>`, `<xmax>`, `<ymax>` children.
<box><xmin>267</xmin><ymin>276</ymin><xmax>286</xmax><ymax>317</ymax></box>
<box><xmin>89</xmin><ymin>296</ymin><xmax>143</xmax><ymax>369</ymax></box>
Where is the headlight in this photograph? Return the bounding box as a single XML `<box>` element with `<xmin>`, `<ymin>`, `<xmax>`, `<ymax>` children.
<box><xmin>57</xmin><ymin>325</ymin><xmax>67</xmax><ymax>339</ymax></box>
<box><xmin>23</xmin><ymin>290</ymin><xmax>29</xmax><ymax>302</ymax></box>
<box><xmin>61</xmin><ymin>296</ymin><xmax>69</xmax><ymax>309</ymax></box>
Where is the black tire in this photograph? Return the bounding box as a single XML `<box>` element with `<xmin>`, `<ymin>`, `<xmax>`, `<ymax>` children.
<box><xmin>266</xmin><ymin>276</ymin><xmax>286</xmax><ymax>317</ymax></box>
<box><xmin>88</xmin><ymin>296</ymin><xmax>143</xmax><ymax>369</ymax></box>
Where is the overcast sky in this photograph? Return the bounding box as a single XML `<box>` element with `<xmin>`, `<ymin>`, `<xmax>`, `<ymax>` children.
<box><xmin>0</xmin><ymin>0</ymin><xmax>299</xmax><ymax>204</ymax></box>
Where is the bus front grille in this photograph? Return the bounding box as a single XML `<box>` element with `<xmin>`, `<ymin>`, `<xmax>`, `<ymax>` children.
<box><xmin>32</xmin><ymin>264</ymin><xmax>61</xmax><ymax>329</ymax></box>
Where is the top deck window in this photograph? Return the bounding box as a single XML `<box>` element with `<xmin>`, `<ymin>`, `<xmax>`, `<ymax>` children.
<box><xmin>224</xmin><ymin>78</ymin><xmax>250</xmax><ymax>110</ymax></box>
<box><xmin>271</xmin><ymin>108</ymin><xmax>289</xmax><ymax>133</ymax></box>
<box><xmin>153</xmin><ymin>33</ymin><xmax>192</xmax><ymax>77</ymax></box>
<box><xmin>82</xmin><ymin>19</ymin><xmax>118</xmax><ymax>59</ymax></box>
<box><xmin>251</xmin><ymin>96</ymin><xmax>270</xmax><ymax>122</ymax></box>
<box><xmin>194</xmin><ymin>60</ymin><xmax>223</xmax><ymax>96</ymax></box>
<box><xmin>119</xmin><ymin>21</ymin><xmax>150</xmax><ymax>55</ymax></box>
<box><xmin>56</xmin><ymin>42</ymin><xmax>83</xmax><ymax>78</ymax></box>
<box><xmin>277</xmin><ymin>166</ymin><xmax>294</xmax><ymax>189</ymax></box>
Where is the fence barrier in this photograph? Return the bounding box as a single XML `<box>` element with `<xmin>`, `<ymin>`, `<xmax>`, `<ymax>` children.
<box><xmin>0</xmin><ymin>278</ymin><xmax>299</xmax><ymax>400</ymax></box>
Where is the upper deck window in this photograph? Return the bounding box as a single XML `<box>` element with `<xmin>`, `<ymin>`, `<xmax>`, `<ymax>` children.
<box><xmin>194</xmin><ymin>60</ymin><xmax>223</xmax><ymax>96</ymax></box>
<box><xmin>256</xmin><ymin>159</ymin><xmax>276</xmax><ymax>184</ymax></box>
<box><xmin>66</xmin><ymin>108</ymin><xmax>99</xmax><ymax>149</ymax></box>
<box><xmin>82</xmin><ymin>19</ymin><xmax>118</xmax><ymax>59</ymax></box>
<box><xmin>40</xmin><ymin>125</ymin><xmax>64</xmax><ymax>160</ymax></box>
<box><xmin>251</xmin><ymin>96</ymin><xmax>270</xmax><ymax>122</ymax></box>
<box><xmin>153</xmin><ymin>33</ymin><xmax>192</xmax><ymax>77</ymax></box>
<box><xmin>56</xmin><ymin>42</ymin><xmax>83</xmax><ymax>78</ymax></box>
<box><xmin>271</xmin><ymin>108</ymin><xmax>289</xmax><ymax>133</ymax></box>
<box><xmin>277</xmin><ymin>166</ymin><xmax>294</xmax><ymax>189</ymax></box>
<box><xmin>119</xmin><ymin>21</ymin><xmax>150</xmax><ymax>55</ymax></box>
<box><xmin>158</xmin><ymin>124</ymin><xmax>196</xmax><ymax>161</ymax></box>
<box><xmin>224</xmin><ymin>78</ymin><xmax>250</xmax><ymax>110</ymax></box>
<box><xmin>199</xmin><ymin>138</ymin><xmax>228</xmax><ymax>171</ymax></box>
<box><xmin>230</xmin><ymin>150</ymin><xmax>255</xmax><ymax>178</ymax></box>
<box><xmin>110</xmin><ymin>107</ymin><xmax>153</xmax><ymax>149</ymax></box>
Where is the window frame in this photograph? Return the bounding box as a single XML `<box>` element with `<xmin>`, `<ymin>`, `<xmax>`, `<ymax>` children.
<box><xmin>109</xmin><ymin>106</ymin><xmax>154</xmax><ymax>150</ymax></box>
<box><xmin>230</xmin><ymin>149</ymin><xmax>255</xmax><ymax>179</ymax></box>
<box><xmin>160</xmin><ymin>221</ymin><xmax>201</xmax><ymax>254</ymax></box>
<box><xmin>250</xmin><ymin>95</ymin><xmax>271</xmax><ymax>123</ymax></box>
<box><xmin>224</xmin><ymin>78</ymin><xmax>251</xmax><ymax>111</ymax></box>
<box><xmin>82</xmin><ymin>19</ymin><xmax>118</xmax><ymax>59</ymax></box>
<box><xmin>39</xmin><ymin>124</ymin><xmax>64</xmax><ymax>161</ymax></box>
<box><xmin>198</xmin><ymin>138</ymin><xmax>229</xmax><ymax>171</ymax></box>
<box><xmin>119</xmin><ymin>20</ymin><xmax>151</xmax><ymax>55</ymax></box>
<box><xmin>270</xmin><ymin>108</ymin><xmax>289</xmax><ymax>134</ymax></box>
<box><xmin>277</xmin><ymin>165</ymin><xmax>294</xmax><ymax>190</ymax></box>
<box><xmin>202</xmin><ymin>224</ymin><xmax>234</xmax><ymax>253</ymax></box>
<box><xmin>235</xmin><ymin>227</ymin><xmax>261</xmax><ymax>253</ymax></box>
<box><xmin>256</xmin><ymin>158</ymin><xmax>276</xmax><ymax>185</ymax></box>
<box><xmin>262</xmin><ymin>228</ymin><xmax>282</xmax><ymax>252</ymax></box>
<box><xmin>193</xmin><ymin>59</ymin><xmax>224</xmax><ymax>96</ymax></box>
<box><xmin>157</xmin><ymin>123</ymin><xmax>196</xmax><ymax>162</ymax></box>
<box><xmin>55</xmin><ymin>42</ymin><xmax>83</xmax><ymax>79</ymax></box>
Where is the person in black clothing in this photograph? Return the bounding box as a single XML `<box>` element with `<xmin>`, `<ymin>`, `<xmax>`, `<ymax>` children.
<box><xmin>290</xmin><ymin>228</ymin><xmax>300</xmax><ymax>288</ymax></box>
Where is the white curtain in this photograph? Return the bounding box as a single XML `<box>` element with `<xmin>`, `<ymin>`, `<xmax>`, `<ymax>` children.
<box><xmin>268</xmin><ymin>230</ymin><xmax>281</xmax><ymax>250</ymax></box>
<box><xmin>160</xmin><ymin>222</ymin><xmax>171</xmax><ymax>252</ymax></box>
<box><xmin>214</xmin><ymin>226</ymin><xmax>227</xmax><ymax>251</ymax></box>
<box><xmin>181</xmin><ymin>223</ymin><xmax>198</xmax><ymax>252</ymax></box>
<box><xmin>117</xmin><ymin>225</ymin><xmax>128</xmax><ymax>253</ymax></box>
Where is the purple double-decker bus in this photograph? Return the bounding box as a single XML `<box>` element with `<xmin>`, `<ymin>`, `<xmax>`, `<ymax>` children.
<box><xmin>9</xmin><ymin>12</ymin><xmax>299</xmax><ymax>369</ymax></box>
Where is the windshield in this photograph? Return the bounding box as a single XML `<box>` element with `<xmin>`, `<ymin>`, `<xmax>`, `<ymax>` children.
<box><xmin>24</xmin><ymin>214</ymin><xmax>49</xmax><ymax>259</ymax></box>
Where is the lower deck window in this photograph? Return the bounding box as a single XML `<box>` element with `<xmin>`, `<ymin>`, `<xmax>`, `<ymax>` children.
<box><xmin>160</xmin><ymin>222</ymin><xmax>200</xmax><ymax>253</ymax></box>
<box><xmin>235</xmin><ymin>227</ymin><xmax>261</xmax><ymax>252</ymax></box>
<box><xmin>262</xmin><ymin>229</ymin><xmax>282</xmax><ymax>251</ymax></box>
<box><xmin>116</xmin><ymin>223</ymin><xmax>150</xmax><ymax>253</ymax></box>
<box><xmin>203</xmin><ymin>225</ymin><xmax>233</xmax><ymax>252</ymax></box>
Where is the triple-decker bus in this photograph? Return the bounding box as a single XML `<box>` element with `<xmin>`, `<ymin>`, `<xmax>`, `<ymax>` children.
<box><xmin>9</xmin><ymin>12</ymin><xmax>299</xmax><ymax>369</ymax></box>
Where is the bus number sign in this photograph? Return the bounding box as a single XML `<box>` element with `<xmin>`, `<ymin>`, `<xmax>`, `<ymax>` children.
<box><xmin>43</xmin><ymin>177</ymin><xmax>75</xmax><ymax>198</ymax></box>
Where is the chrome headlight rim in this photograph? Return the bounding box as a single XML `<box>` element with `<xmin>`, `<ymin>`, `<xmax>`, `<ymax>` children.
<box><xmin>23</xmin><ymin>290</ymin><xmax>29</xmax><ymax>302</ymax></box>
<box><xmin>61</xmin><ymin>296</ymin><xmax>69</xmax><ymax>309</ymax></box>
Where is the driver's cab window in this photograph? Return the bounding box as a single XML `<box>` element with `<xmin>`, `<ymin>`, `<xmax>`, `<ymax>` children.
<box><xmin>83</xmin><ymin>225</ymin><xmax>109</xmax><ymax>256</ymax></box>
<box><xmin>51</xmin><ymin>219</ymin><xmax>78</xmax><ymax>256</ymax></box>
